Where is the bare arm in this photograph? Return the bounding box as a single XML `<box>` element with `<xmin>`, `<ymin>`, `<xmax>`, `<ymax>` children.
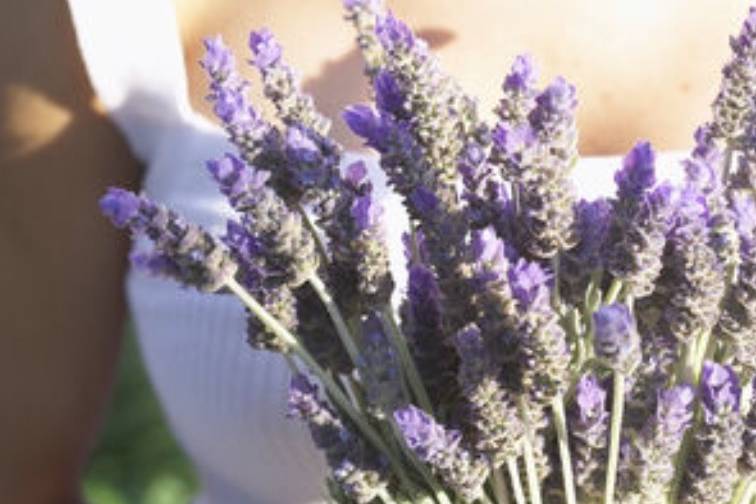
<box><xmin>0</xmin><ymin>2</ymin><xmax>140</xmax><ymax>502</ymax></box>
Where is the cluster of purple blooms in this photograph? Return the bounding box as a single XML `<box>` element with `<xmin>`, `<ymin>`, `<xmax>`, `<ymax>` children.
<box><xmin>100</xmin><ymin>2</ymin><xmax>756</xmax><ymax>503</ymax></box>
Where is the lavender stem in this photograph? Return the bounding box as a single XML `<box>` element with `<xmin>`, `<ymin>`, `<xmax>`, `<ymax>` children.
<box><xmin>604</xmin><ymin>370</ymin><xmax>625</xmax><ymax>504</ymax></box>
<box><xmin>307</xmin><ymin>273</ymin><xmax>361</xmax><ymax>367</ymax></box>
<box><xmin>552</xmin><ymin>394</ymin><xmax>578</xmax><ymax>504</ymax></box>
<box><xmin>506</xmin><ymin>457</ymin><xmax>527</xmax><ymax>504</ymax></box>
<box><xmin>490</xmin><ymin>464</ymin><xmax>511</xmax><ymax>504</ymax></box>
<box><xmin>224</xmin><ymin>277</ymin><xmax>413</xmax><ymax>489</ymax></box>
<box><xmin>380</xmin><ymin>304</ymin><xmax>434</xmax><ymax>414</ymax></box>
<box><xmin>604</xmin><ymin>279</ymin><xmax>623</xmax><ymax>305</ymax></box>
<box><xmin>517</xmin><ymin>398</ymin><xmax>543</xmax><ymax>504</ymax></box>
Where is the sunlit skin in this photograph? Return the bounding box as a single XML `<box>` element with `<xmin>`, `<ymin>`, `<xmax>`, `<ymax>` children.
<box><xmin>0</xmin><ymin>0</ymin><xmax>750</xmax><ymax>501</ymax></box>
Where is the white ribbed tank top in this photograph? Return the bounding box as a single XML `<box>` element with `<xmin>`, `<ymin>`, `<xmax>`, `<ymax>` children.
<box><xmin>66</xmin><ymin>1</ymin><xmax>688</xmax><ymax>503</ymax></box>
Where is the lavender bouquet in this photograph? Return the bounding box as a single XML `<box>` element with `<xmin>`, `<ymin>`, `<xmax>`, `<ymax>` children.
<box><xmin>100</xmin><ymin>2</ymin><xmax>756</xmax><ymax>503</ymax></box>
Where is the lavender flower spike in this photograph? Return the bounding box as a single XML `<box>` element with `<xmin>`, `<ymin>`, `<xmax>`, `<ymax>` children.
<box><xmin>453</xmin><ymin>324</ymin><xmax>523</xmax><ymax>467</ymax></box>
<box><xmin>100</xmin><ymin>188</ymin><xmax>237</xmax><ymax>292</ymax></box>
<box><xmin>343</xmin><ymin>0</ymin><xmax>386</xmax><ymax>77</ymax></box>
<box><xmin>289</xmin><ymin>374</ymin><xmax>388</xmax><ymax>503</ymax></box>
<box><xmin>606</xmin><ymin>141</ymin><xmax>674</xmax><ymax>298</ymax></box>
<box><xmin>207</xmin><ymin>153</ymin><xmax>319</xmax><ymax>288</ymax></box>
<box><xmin>248</xmin><ymin>28</ymin><xmax>331</xmax><ymax>136</ymax></box>
<box><xmin>593</xmin><ymin>303</ymin><xmax>639</xmax><ymax>373</ymax></box>
<box><xmin>710</xmin><ymin>7</ymin><xmax>756</xmax><ymax>140</ymax></box>
<box><xmin>662</xmin><ymin>187</ymin><xmax>725</xmax><ymax>344</ymax></box>
<box><xmin>568</xmin><ymin>373</ymin><xmax>609</xmax><ymax>502</ymax></box>
<box><xmin>621</xmin><ymin>385</ymin><xmax>695</xmax><ymax>503</ymax></box>
<box><xmin>510</xmin><ymin>258</ymin><xmax>571</xmax><ymax>404</ymax></box>
<box><xmin>682</xmin><ymin>362</ymin><xmax>745</xmax><ymax>504</ymax></box>
<box><xmin>394</xmin><ymin>405</ymin><xmax>489</xmax><ymax>502</ymax></box>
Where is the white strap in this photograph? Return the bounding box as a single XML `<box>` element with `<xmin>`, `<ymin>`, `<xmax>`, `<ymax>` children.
<box><xmin>67</xmin><ymin>0</ymin><xmax>191</xmax><ymax>163</ymax></box>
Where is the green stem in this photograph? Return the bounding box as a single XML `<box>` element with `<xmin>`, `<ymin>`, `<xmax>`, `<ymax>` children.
<box><xmin>551</xmin><ymin>254</ymin><xmax>562</xmax><ymax>309</ymax></box>
<box><xmin>378</xmin><ymin>487</ymin><xmax>399</xmax><ymax>504</ymax></box>
<box><xmin>296</xmin><ymin>203</ymin><xmax>330</xmax><ymax>267</ymax></box>
<box><xmin>381</xmin><ymin>304</ymin><xmax>434</xmax><ymax>413</ymax></box>
<box><xmin>551</xmin><ymin>394</ymin><xmax>577</xmax><ymax>504</ymax></box>
<box><xmin>307</xmin><ymin>273</ymin><xmax>361</xmax><ymax>368</ymax></box>
<box><xmin>506</xmin><ymin>457</ymin><xmax>527</xmax><ymax>504</ymax></box>
<box><xmin>604</xmin><ymin>371</ymin><xmax>625</xmax><ymax>504</ymax></box>
<box><xmin>517</xmin><ymin>399</ymin><xmax>543</xmax><ymax>504</ymax></box>
<box><xmin>225</xmin><ymin>278</ymin><xmax>414</xmax><ymax>490</ymax></box>
<box><xmin>731</xmin><ymin>478</ymin><xmax>753</xmax><ymax>504</ymax></box>
<box><xmin>604</xmin><ymin>279</ymin><xmax>623</xmax><ymax>305</ymax></box>
<box><xmin>490</xmin><ymin>464</ymin><xmax>511</xmax><ymax>504</ymax></box>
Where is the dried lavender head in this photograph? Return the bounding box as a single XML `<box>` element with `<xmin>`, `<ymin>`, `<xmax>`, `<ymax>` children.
<box><xmin>569</xmin><ymin>373</ymin><xmax>609</xmax><ymax>501</ymax></box>
<box><xmin>288</xmin><ymin>374</ymin><xmax>388</xmax><ymax>503</ymax></box>
<box><xmin>593</xmin><ymin>303</ymin><xmax>639</xmax><ymax>373</ymax></box>
<box><xmin>100</xmin><ymin>188</ymin><xmax>237</xmax><ymax>292</ymax></box>
<box><xmin>394</xmin><ymin>405</ymin><xmax>489</xmax><ymax>502</ymax></box>
<box><xmin>682</xmin><ymin>363</ymin><xmax>745</xmax><ymax>504</ymax></box>
<box><xmin>606</xmin><ymin>142</ymin><xmax>674</xmax><ymax>298</ymax></box>
<box><xmin>621</xmin><ymin>385</ymin><xmax>695</xmax><ymax>502</ymax></box>
<box><xmin>453</xmin><ymin>324</ymin><xmax>523</xmax><ymax>466</ymax></box>
<box><xmin>509</xmin><ymin>258</ymin><xmax>570</xmax><ymax>403</ymax></box>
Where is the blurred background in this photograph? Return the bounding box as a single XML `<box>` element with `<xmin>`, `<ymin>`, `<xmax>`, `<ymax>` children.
<box><xmin>84</xmin><ymin>328</ymin><xmax>197</xmax><ymax>504</ymax></box>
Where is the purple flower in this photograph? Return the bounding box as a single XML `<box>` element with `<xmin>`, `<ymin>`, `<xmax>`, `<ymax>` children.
<box><xmin>507</xmin><ymin>258</ymin><xmax>550</xmax><ymax>309</ymax></box>
<box><xmin>343</xmin><ymin>105</ymin><xmax>389</xmax><ymax>151</ymax></box>
<box><xmin>575</xmin><ymin>374</ymin><xmax>608</xmax><ymax>427</ymax></box>
<box><xmin>573</xmin><ymin>198</ymin><xmax>612</xmax><ymax>269</ymax></box>
<box><xmin>129</xmin><ymin>251</ymin><xmax>181</xmax><ymax>279</ymax></box>
<box><xmin>700</xmin><ymin>361</ymin><xmax>741</xmax><ymax>421</ymax></box>
<box><xmin>409</xmin><ymin>186</ymin><xmax>439</xmax><ymax>216</ymax></box>
<box><xmin>100</xmin><ymin>188</ymin><xmax>237</xmax><ymax>292</ymax></box>
<box><xmin>491</xmin><ymin>123</ymin><xmax>535</xmax><ymax>159</ymax></box>
<box><xmin>248</xmin><ymin>28</ymin><xmax>282</xmax><ymax>69</ymax></box>
<box><xmin>375</xmin><ymin>12</ymin><xmax>415</xmax><ymax>49</ymax></box>
<box><xmin>528</xmin><ymin>76</ymin><xmax>577</xmax><ymax>137</ymax></box>
<box><xmin>374</xmin><ymin>70</ymin><xmax>404</xmax><ymax>115</ymax></box>
<box><xmin>615</xmin><ymin>141</ymin><xmax>657</xmax><ymax>198</ymax></box>
<box><xmin>656</xmin><ymin>385</ymin><xmax>695</xmax><ymax>439</ymax></box>
<box><xmin>394</xmin><ymin>405</ymin><xmax>456</xmax><ymax>460</ymax></box>
<box><xmin>351</xmin><ymin>195</ymin><xmax>383</xmax><ymax>231</ymax></box>
<box><xmin>344</xmin><ymin>160</ymin><xmax>368</xmax><ymax>189</ymax></box>
<box><xmin>593</xmin><ymin>303</ymin><xmax>638</xmax><ymax>370</ymax></box>
<box><xmin>99</xmin><ymin>188</ymin><xmax>140</xmax><ymax>227</ymax></box>
<box><xmin>732</xmin><ymin>191</ymin><xmax>756</xmax><ymax>240</ymax></box>
<box><xmin>200</xmin><ymin>35</ymin><xmax>235</xmax><ymax>77</ymax></box>
<box><xmin>503</xmin><ymin>54</ymin><xmax>538</xmax><ymax>92</ymax></box>
<box><xmin>394</xmin><ymin>405</ymin><xmax>489</xmax><ymax>501</ymax></box>
<box><xmin>206</xmin><ymin>153</ymin><xmax>270</xmax><ymax>202</ymax></box>
<box><xmin>285</xmin><ymin>126</ymin><xmax>320</xmax><ymax>164</ymax></box>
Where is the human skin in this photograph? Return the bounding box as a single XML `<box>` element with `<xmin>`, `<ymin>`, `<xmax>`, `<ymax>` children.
<box><xmin>0</xmin><ymin>0</ymin><xmax>750</xmax><ymax>502</ymax></box>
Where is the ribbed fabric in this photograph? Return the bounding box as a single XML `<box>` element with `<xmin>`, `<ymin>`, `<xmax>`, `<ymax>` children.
<box><xmin>66</xmin><ymin>1</ymin><xmax>690</xmax><ymax>502</ymax></box>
